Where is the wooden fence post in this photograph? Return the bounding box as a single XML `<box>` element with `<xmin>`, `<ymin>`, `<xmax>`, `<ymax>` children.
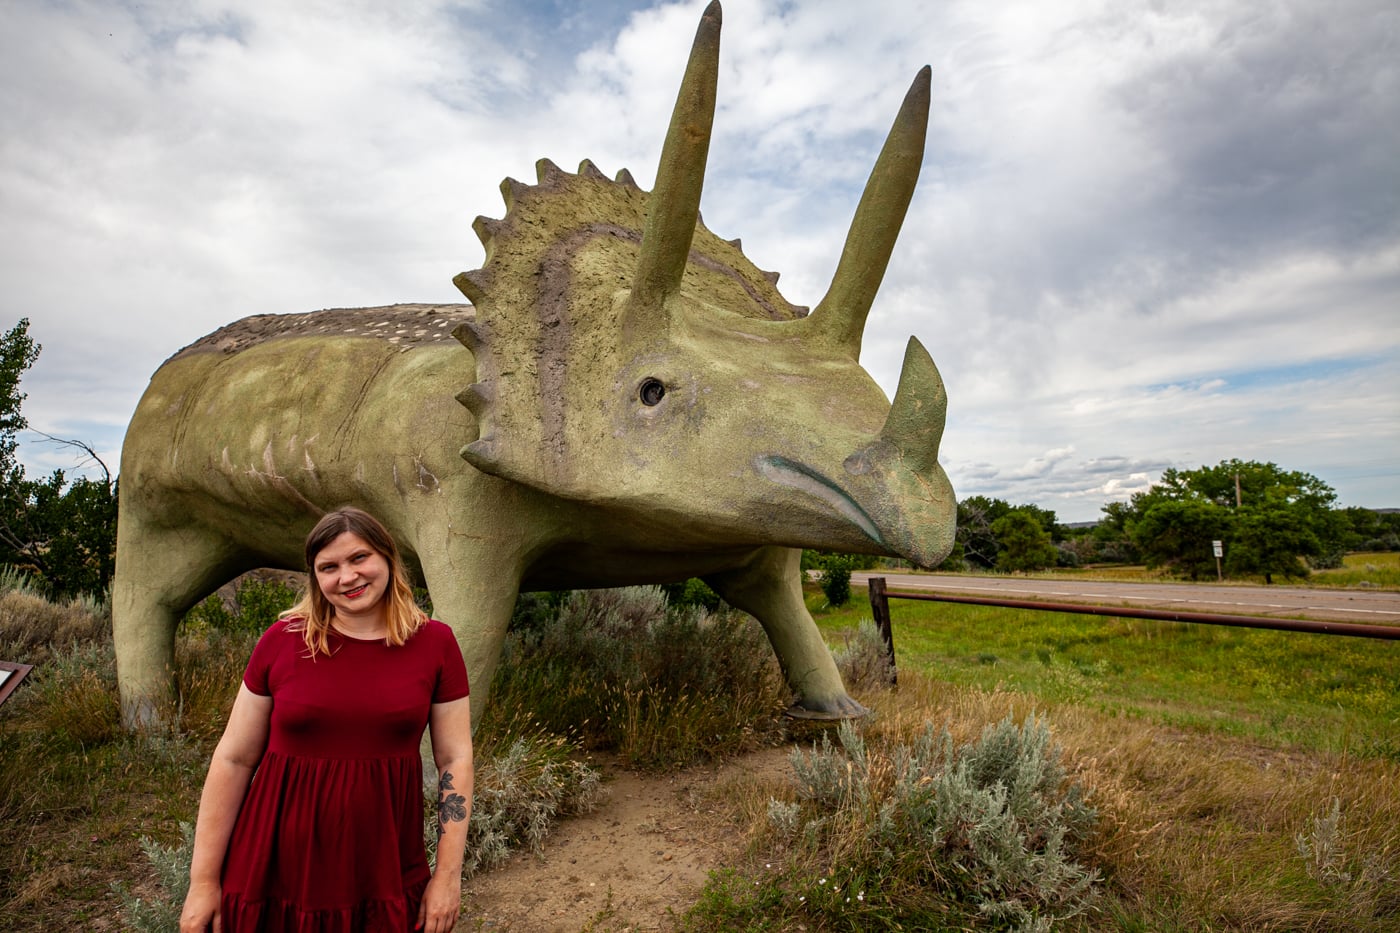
<box><xmin>867</xmin><ymin>576</ymin><xmax>897</xmax><ymax>685</ymax></box>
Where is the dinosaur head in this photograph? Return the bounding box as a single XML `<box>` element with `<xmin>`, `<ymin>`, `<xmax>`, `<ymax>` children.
<box><xmin>452</xmin><ymin>1</ymin><xmax>955</xmax><ymax>568</ymax></box>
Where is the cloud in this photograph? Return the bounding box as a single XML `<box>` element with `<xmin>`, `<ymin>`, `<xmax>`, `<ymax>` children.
<box><xmin>3</xmin><ymin>0</ymin><xmax>1396</xmax><ymax>522</ymax></box>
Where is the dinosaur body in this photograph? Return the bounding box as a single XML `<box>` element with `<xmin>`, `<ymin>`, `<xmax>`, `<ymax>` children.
<box><xmin>113</xmin><ymin>2</ymin><xmax>956</xmax><ymax>727</ymax></box>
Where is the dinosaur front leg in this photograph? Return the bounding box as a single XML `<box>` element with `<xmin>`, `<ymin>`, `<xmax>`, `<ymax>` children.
<box><xmin>411</xmin><ymin>519</ymin><xmax>526</xmax><ymax>732</ymax></box>
<box><xmin>705</xmin><ymin>545</ymin><xmax>869</xmax><ymax>719</ymax></box>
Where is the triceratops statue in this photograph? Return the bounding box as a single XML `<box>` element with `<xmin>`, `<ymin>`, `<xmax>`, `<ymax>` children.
<box><xmin>113</xmin><ymin>1</ymin><xmax>955</xmax><ymax>728</ymax></box>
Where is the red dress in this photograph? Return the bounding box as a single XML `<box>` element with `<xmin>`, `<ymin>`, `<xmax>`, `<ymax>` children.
<box><xmin>221</xmin><ymin>618</ymin><xmax>470</xmax><ymax>932</ymax></box>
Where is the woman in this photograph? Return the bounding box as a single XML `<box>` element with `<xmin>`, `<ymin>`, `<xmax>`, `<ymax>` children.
<box><xmin>180</xmin><ymin>507</ymin><xmax>473</xmax><ymax>933</ymax></box>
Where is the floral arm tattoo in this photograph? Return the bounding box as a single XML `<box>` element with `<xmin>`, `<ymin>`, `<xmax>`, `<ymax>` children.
<box><xmin>437</xmin><ymin>770</ymin><xmax>468</xmax><ymax>837</ymax></box>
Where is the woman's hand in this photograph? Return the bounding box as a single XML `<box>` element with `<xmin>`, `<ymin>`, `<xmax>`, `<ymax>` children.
<box><xmin>415</xmin><ymin>871</ymin><xmax>461</xmax><ymax>933</ymax></box>
<box><xmin>179</xmin><ymin>878</ymin><xmax>222</xmax><ymax>932</ymax></box>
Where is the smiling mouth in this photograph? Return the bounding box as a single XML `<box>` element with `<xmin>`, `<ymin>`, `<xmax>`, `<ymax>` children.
<box><xmin>756</xmin><ymin>455</ymin><xmax>884</xmax><ymax>545</ymax></box>
<box><xmin>342</xmin><ymin>585</ymin><xmax>368</xmax><ymax>599</ymax></box>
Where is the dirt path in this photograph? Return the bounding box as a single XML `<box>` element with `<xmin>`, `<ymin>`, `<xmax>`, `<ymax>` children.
<box><xmin>461</xmin><ymin>746</ymin><xmax>794</xmax><ymax>932</ymax></box>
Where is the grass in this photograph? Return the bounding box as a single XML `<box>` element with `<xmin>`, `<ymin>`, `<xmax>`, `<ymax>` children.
<box><xmin>3</xmin><ymin>569</ymin><xmax>1398</xmax><ymax>930</ymax></box>
<box><xmin>810</xmin><ymin>584</ymin><xmax>1400</xmax><ymax>758</ymax></box>
<box><xmin>1309</xmin><ymin>551</ymin><xmax>1400</xmax><ymax>589</ymax></box>
<box><xmin>680</xmin><ymin>668</ymin><xmax>1400</xmax><ymax>931</ymax></box>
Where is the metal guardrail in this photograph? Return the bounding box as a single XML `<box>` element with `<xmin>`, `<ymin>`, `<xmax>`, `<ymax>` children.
<box><xmin>864</xmin><ymin>576</ymin><xmax>1400</xmax><ymax>682</ymax></box>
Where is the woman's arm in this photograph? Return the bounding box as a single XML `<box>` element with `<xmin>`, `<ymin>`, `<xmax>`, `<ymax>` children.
<box><xmin>179</xmin><ymin>684</ymin><xmax>272</xmax><ymax>933</ymax></box>
<box><xmin>417</xmin><ymin>696</ymin><xmax>473</xmax><ymax>933</ymax></box>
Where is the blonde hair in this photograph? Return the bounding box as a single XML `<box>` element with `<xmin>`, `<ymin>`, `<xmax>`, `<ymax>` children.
<box><xmin>281</xmin><ymin>506</ymin><xmax>427</xmax><ymax>657</ymax></box>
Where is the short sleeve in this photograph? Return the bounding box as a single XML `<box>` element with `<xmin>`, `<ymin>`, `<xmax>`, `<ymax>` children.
<box><xmin>242</xmin><ymin>618</ymin><xmax>292</xmax><ymax>696</ymax></box>
<box><xmin>428</xmin><ymin>620</ymin><xmax>470</xmax><ymax>703</ymax></box>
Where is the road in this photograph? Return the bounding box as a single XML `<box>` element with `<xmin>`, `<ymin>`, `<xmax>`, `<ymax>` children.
<box><xmin>850</xmin><ymin>572</ymin><xmax>1400</xmax><ymax>625</ymax></box>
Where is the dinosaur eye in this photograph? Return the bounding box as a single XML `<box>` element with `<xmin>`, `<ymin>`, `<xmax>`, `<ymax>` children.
<box><xmin>639</xmin><ymin>378</ymin><xmax>666</xmax><ymax>406</ymax></box>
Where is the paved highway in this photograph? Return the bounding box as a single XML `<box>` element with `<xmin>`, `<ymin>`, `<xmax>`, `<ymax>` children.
<box><xmin>850</xmin><ymin>572</ymin><xmax>1400</xmax><ymax>626</ymax></box>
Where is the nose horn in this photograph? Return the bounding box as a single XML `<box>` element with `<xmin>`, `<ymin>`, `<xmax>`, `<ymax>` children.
<box><xmin>879</xmin><ymin>337</ymin><xmax>946</xmax><ymax>474</ymax></box>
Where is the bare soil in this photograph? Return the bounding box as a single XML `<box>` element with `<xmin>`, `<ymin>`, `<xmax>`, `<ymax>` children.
<box><xmin>461</xmin><ymin>746</ymin><xmax>794</xmax><ymax>932</ymax></box>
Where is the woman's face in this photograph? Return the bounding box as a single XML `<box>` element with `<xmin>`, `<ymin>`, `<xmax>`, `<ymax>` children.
<box><xmin>313</xmin><ymin>531</ymin><xmax>391</xmax><ymax>621</ymax></box>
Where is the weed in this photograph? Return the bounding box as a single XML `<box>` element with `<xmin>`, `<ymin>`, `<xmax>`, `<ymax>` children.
<box><xmin>1297</xmin><ymin>796</ymin><xmax>1350</xmax><ymax>884</ymax></box>
<box><xmin>113</xmin><ymin>822</ymin><xmax>193</xmax><ymax>933</ymax></box>
<box><xmin>831</xmin><ymin>619</ymin><xmax>894</xmax><ymax>693</ymax></box>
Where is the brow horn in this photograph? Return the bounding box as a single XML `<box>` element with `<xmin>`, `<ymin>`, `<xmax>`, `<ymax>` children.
<box><xmin>810</xmin><ymin>66</ymin><xmax>931</xmax><ymax>359</ymax></box>
<box><xmin>626</xmin><ymin>0</ymin><xmax>722</xmax><ymax>334</ymax></box>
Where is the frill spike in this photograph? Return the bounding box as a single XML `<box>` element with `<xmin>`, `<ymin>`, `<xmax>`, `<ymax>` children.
<box><xmin>461</xmin><ymin>437</ymin><xmax>498</xmax><ymax>473</ymax></box>
<box><xmin>810</xmin><ymin>66</ymin><xmax>931</xmax><ymax>360</ymax></box>
<box><xmin>579</xmin><ymin>159</ymin><xmax>607</xmax><ymax>180</ymax></box>
<box><xmin>499</xmin><ymin>177</ymin><xmax>529</xmax><ymax>212</ymax></box>
<box><xmin>535</xmin><ymin>158</ymin><xmax>565</xmax><ymax>185</ymax></box>
<box><xmin>471</xmin><ymin>216</ymin><xmax>504</xmax><ymax>247</ymax></box>
<box><xmin>449</xmin><ymin>318</ymin><xmax>486</xmax><ymax>349</ymax></box>
<box><xmin>615</xmin><ymin>168</ymin><xmax>639</xmax><ymax>189</ymax></box>
<box><xmin>454</xmin><ymin>382</ymin><xmax>494</xmax><ymax>419</ymax></box>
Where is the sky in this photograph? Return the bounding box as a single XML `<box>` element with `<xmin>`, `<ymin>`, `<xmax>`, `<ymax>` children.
<box><xmin>2</xmin><ymin>0</ymin><xmax>1396</xmax><ymax>523</ymax></box>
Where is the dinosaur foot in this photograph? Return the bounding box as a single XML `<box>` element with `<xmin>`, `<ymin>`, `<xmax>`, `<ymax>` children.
<box><xmin>784</xmin><ymin>694</ymin><xmax>871</xmax><ymax>721</ymax></box>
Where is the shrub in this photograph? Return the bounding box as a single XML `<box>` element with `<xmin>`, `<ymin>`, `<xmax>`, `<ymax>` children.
<box><xmin>427</xmin><ymin>732</ymin><xmax>604</xmax><ymax>877</ymax></box>
<box><xmin>818</xmin><ymin>554</ymin><xmax>854</xmax><ymax>607</ymax></box>
<box><xmin>114</xmin><ymin>822</ymin><xmax>193</xmax><ymax>933</ymax></box>
<box><xmin>481</xmin><ymin>586</ymin><xmax>789</xmax><ymax>769</ymax></box>
<box><xmin>29</xmin><ymin>642</ymin><xmax>122</xmax><ymax>747</ymax></box>
<box><xmin>181</xmin><ymin>576</ymin><xmax>298</xmax><ymax>635</ymax></box>
<box><xmin>832</xmin><ymin>619</ymin><xmax>893</xmax><ymax>693</ymax></box>
<box><xmin>0</xmin><ymin>578</ymin><xmax>109</xmax><ymax>659</ymax></box>
<box><xmin>181</xmin><ymin>592</ymin><xmax>233</xmax><ymax>632</ymax></box>
<box><xmin>660</xmin><ymin>577</ymin><xmax>722</xmax><ymax>612</ymax></box>
<box><xmin>758</xmin><ymin>713</ymin><xmax>1099</xmax><ymax>930</ymax></box>
<box><xmin>232</xmin><ymin>578</ymin><xmax>297</xmax><ymax>632</ymax></box>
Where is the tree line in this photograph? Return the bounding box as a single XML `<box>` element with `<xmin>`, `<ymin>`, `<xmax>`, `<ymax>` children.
<box><xmin>3</xmin><ymin>317</ymin><xmax>1396</xmax><ymax>599</ymax></box>
<box><xmin>943</xmin><ymin>462</ymin><xmax>1399</xmax><ymax>582</ymax></box>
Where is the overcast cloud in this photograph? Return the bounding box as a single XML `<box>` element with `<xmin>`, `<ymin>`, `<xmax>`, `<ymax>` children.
<box><xmin>2</xmin><ymin>0</ymin><xmax>1396</xmax><ymax>522</ymax></box>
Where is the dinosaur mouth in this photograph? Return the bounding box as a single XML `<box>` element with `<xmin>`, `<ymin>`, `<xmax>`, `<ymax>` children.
<box><xmin>757</xmin><ymin>455</ymin><xmax>885</xmax><ymax>546</ymax></box>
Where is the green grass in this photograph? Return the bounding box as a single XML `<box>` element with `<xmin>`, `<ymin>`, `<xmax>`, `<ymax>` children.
<box><xmin>1309</xmin><ymin>551</ymin><xmax>1400</xmax><ymax>589</ymax></box>
<box><xmin>902</xmin><ymin>551</ymin><xmax>1400</xmax><ymax>590</ymax></box>
<box><xmin>810</xmin><ymin>586</ymin><xmax>1400</xmax><ymax>758</ymax></box>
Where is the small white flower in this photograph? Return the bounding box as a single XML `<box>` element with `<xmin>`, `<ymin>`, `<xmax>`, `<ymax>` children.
<box><xmin>818</xmin><ymin>878</ymin><xmax>827</xmax><ymax>885</ymax></box>
<box><xmin>858</xmin><ymin>892</ymin><xmax>865</xmax><ymax>901</ymax></box>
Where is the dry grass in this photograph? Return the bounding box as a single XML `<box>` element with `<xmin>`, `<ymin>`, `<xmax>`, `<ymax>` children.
<box><xmin>0</xmin><ymin>587</ymin><xmax>109</xmax><ymax>659</ymax></box>
<box><xmin>685</xmin><ymin>671</ymin><xmax>1400</xmax><ymax>931</ymax></box>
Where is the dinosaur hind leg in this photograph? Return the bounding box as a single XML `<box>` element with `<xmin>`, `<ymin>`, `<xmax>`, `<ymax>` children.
<box><xmin>113</xmin><ymin>520</ymin><xmax>250</xmax><ymax>728</ymax></box>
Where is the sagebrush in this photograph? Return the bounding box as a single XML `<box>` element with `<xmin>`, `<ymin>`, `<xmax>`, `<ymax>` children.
<box><xmin>482</xmin><ymin>586</ymin><xmax>790</xmax><ymax>769</ymax></box>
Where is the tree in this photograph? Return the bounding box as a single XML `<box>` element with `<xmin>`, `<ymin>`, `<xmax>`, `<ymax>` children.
<box><xmin>955</xmin><ymin>495</ymin><xmax>1012</xmax><ymax>569</ymax></box>
<box><xmin>1120</xmin><ymin>459</ymin><xmax>1343</xmax><ymax>581</ymax></box>
<box><xmin>0</xmin><ymin>320</ymin><xmax>118</xmax><ymax>598</ymax></box>
<box><xmin>0</xmin><ymin>319</ymin><xmax>40</xmax><ymax>477</ymax></box>
<box><xmin>1091</xmin><ymin>501</ymin><xmax>1140</xmax><ymax>564</ymax></box>
<box><xmin>991</xmin><ymin>509</ymin><xmax>1058</xmax><ymax>573</ymax></box>
<box><xmin>1131</xmin><ymin>499</ymin><xmax>1232</xmax><ymax>581</ymax></box>
<box><xmin>1226</xmin><ymin>497</ymin><xmax>1321</xmax><ymax>584</ymax></box>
